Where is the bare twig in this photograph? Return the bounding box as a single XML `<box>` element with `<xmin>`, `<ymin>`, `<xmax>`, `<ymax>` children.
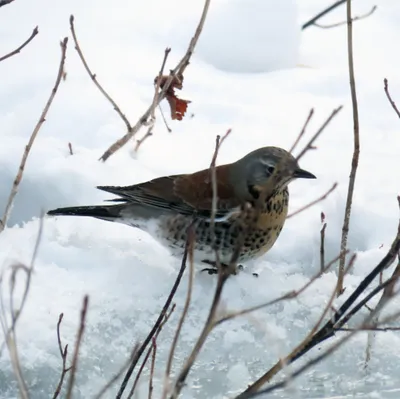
<box><xmin>295</xmin><ymin>106</ymin><xmax>343</xmax><ymax>161</ymax></box>
<box><xmin>215</xmin><ymin>251</ymin><xmax>347</xmax><ymax>326</ymax></box>
<box><xmin>384</xmin><ymin>78</ymin><xmax>400</xmax><ymax>119</ymax></box>
<box><xmin>99</xmin><ymin>0</ymin><xmax>211</xmax><ymax>162</ymax></box>
<box><xmin>148</xmin><ymin>338</ymin><xmax>157</xmax><ymax>399</ymax></box>
<box><xmin>69</xmin><ymin>15</ymin><xmax>132</xmax><ymax>133</ymax></box>
<box><xmin>0</xmin><ymin>37</ymin><xmax>68</xmax><ymax>233</ymax></box>
<box><xmin>135</xmin><ymin>48</ymin><xmax>171</xmax><ymax>152</ymax></box>
<box><xmin>320</xmin><ymin>212</ymin><xmax>327</xmax><ymax>272</ymax></box>
<box><xmin>289</xmin><ymin>108</ymin><xmax>314</xmax><ymax>153</ymax></box>
<box><xmin>127</xmin><ymin>305</ymin><xmax>176</xmax><ymax>399</ymax></box>
<box><xmin>0</xmin><ymin>26</ymin><xmax>38</xmax><ymax>63</ymax></box>
<box><xmin>116</xmin><ymin>236</ymin><xmax>191</xmax><ymax>399</ymax></box>
<box><xmin>0</xmin><ymin>217</ymin><xmax>44</xmax><ymax>399</ymax></box>
<box><xmin>162</xmin><ymin>229</ymin><xmax>195</xmax><ymax>398</ymax></box>
<box><xmin>287</xmin><ymin>183</ymin><xmax>337</xmax><ymax>218</ymax></box>
<box><xmin>65</xmin><ymin>295</ymin><xmax>89</xmax><ymax>399</ymax></box>
<box><xmin>159</xmin><ymin>105</ymin><xmax>172</xmax><ymax>132</ymax></box>
<box><xmin>68</xmin><ymin>142</ymin><xmax>73</xmax><ymax>155</ymax></box>
<box><xmin>52</xmin><ymin>313</ymin><xmax>72</xmax><ymax>399</ymax></box>
<box><xmin>313</xmin><ymin>5</ymin><xmax>377</xmax><ymax>29</ymax></box>
<box><xmin>338</xmin><ymin>0</ymin><xmax>361</xmax><ymax>296</ymax></box>
<box><xmin>302</xmin><ymin>0</ymin><xmax>346</xmax><ymax>30</ymax></box>
<box><xmin>93</xmin><ymin>345</ymin><xmax>139</xmax><ymax>399</ymax></box>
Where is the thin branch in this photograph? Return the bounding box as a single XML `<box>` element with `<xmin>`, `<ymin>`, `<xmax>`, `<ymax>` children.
<box><xmin>338</xmin><ymin>0</ymin><xmax>361</xmax><ymax>295</ymax></box>
<box><xmin>65</xmin><ymin>295</ymin><xmax>89</xmax><ymax>399</ymax></box>
<box><xmin>116</xmin><ymin>236</ymin><xmax>191</xmax><ymax>399</ymax></box>
<box><xmin>302</xmin><ymin>0</ymin><xmax>346</xmax><ymax>30</ymax></box>
<box><xmin>289</xmin><ymin>108</ymin><xmax>314</xmax><ymax>153</ymax></box>
<box><xmin>127</xmin><ymin>305</ymin><xmax>176</xmax><ymax>399</ymax></box>
<box><xmin>384</xmin><ymin>78</ymin><xmax>400</xmax><ymax>119</ymax></box>
<box><xmin>93</xmin><ymin>345</ymin><xmax>139</xmax><ymax>399</ymax></box>
<box><xmin>237</xmin><ymin>200</ymin><xmax>400</xmax><ymax>398</ymax></box>
<box><xmin>0</xmin><ymin>217</ymin><xmax>44</xmax><ymax>399</ymax></box>
<box><xmin>313</xmin><ymin>5</ymin><xmax>377</xmax><ymax>29</ymax></box>
<box><xmin>287</xmin><ymin>183</ymin><xmax>337</xmax><ymax>218</ymax></box>
<box><xmin>162</xmin><ymin>228</ymin><xmax>195</xmax><ymax>398</ymax></box>
<box><xmin>295</xmin><ymin>106</ymin><xmax>343</xmax><ymax>161</ymax></box>
<box><xmin>135</xmin><ymin>48</ymin><xmax>171</xmax><ymax>153</ymax></box>
<box><xmin>159</xmin><ymin>105</ymin><xmax>172</xmax><ymax>132</ymax></box>
<box><xmin>215</xmin><ymin>251</ymin><xmax>347</xmax><ymax>326</ymax></box>
<box><xmin>52</xmin><ymin>313</ymin><xmax>71</xmax><ymax>399</ymax></box>
<box><xmin>0</xmin><ymin>26</ymin><xmax>38</xmax><ymax>63</ymax></box>
<box><xmin>320</xmin><ymin>213</ymin><xmax>327</xmax><ymax>273</ymax></box>
<box><xmin>148</xmin><ymin>338</ymin><xmax>156</xmax><ymax>399</ymax></box>
<box><xmin>69</xmin><ymin>15</ymin><xmax>132</xmax><ymax>132</ymax></box>
<box><xmin>68</xmin><ymin>142</ymin><xmax>73</xmax><ymax>155</ymax></box>
<box><xmin>0</xmin><ymin>37</ymin><xmax>68</xmax><ymax>233</ymax></box>
<box><xmin>99</xmin><ymin>0</ymin><xmax>211</xmax><ymax>162</ymax></box>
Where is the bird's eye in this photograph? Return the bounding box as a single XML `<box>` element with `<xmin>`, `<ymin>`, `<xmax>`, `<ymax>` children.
<box><xmin>267</xmin><ymin>165</ymin><xmax>275</xmax><ymax>174</ymax></box>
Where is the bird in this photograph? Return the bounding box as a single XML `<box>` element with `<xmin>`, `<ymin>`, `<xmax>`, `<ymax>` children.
<box><xmin>47</xmin><ymin>147</ymin><xmax>316</xmax><ymax>274</ymax></box>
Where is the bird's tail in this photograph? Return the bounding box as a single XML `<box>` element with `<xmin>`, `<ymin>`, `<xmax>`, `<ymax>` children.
<box><xmin>47</xmin><ymin>204</ymin><xmax>124</xmax><ymax>222</ymax></box>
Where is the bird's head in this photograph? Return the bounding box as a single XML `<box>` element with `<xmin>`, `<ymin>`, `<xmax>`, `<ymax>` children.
<box><xmin>230</xmin><ymin>146</ymin><xmax>316</xmax><ymax>201</ymax></box>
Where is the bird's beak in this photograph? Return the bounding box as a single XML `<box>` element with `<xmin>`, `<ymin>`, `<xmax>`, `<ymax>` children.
<box><xmin>293</xmin><ymin>168</ymin><xmax>316</xmax><ymax>179</ymax></box>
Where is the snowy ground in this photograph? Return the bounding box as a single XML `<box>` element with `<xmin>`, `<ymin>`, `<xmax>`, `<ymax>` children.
<box><xmin>1</xmin><ymin>0</ymin><xmax>400</xmax><ymax>398</ymax></box>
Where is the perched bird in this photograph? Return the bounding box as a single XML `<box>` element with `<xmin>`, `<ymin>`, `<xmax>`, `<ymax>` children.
<box><xmin>47</xmin><ymin>147</ymin><xmax>315</xmax><ymax>272</ymax></box>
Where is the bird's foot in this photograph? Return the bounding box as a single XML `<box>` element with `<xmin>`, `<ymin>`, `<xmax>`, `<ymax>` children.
<box><xmin>201</xmin><ymin>261</ymin><xmax>258</xmax><ymax>277</ymax></box>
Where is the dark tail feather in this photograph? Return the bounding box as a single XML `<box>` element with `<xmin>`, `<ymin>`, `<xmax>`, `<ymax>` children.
<box><xmin>47</xmin><ymin>205</ymin><xmax>122</xmax><ymax>222</ymax></box>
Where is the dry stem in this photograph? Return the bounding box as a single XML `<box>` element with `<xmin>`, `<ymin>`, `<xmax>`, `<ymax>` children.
<box><xmin>320</xmin><ymin>213</ymin><xmax>327</xmax><ymax>272</ymax></box>
<box><xmin>338</xmin><ymin>0</ymin><xmax>361</xmax><ymax>295</ymax></box>
<box><xmin>98</xmin><ymin>0</ymin><xmax>211</xmax><ymax>161</ymax></box>
<box><xmin>302</xmin><ymin>0</ymin><xmax>347</xmax><ymax>30</ymax></box>
<box><xmin>289</xmin><ymin>108</ymin><xmax>314</xmax><ymax>153</ymax></box>
<box><xmin>384</xmin><ymin>78</ymin><xmax>400</xmax><ymax>119</ymax></box>
<box><xmin>65</xmin><ymin>295</ymin><xmax>89</xmax><ymax>399</ymax></box>
<box><xmin>52</xmin><ymin>313</ymin><xmax>72</xmax><ymax>399</ymax></box>
<box><xmin>0</xmin><ymin>37</ymin><xmax>68</xmax><ymax>233</ymax></box>
<box><xmin>134</xmin><ymin>48</ymin><xmax>171</xmax><ymax>152</ymax></box>
<box><xmin>116</xmin><ymin>237</ymin><xmax>191</xmax><ymax>399</ymax></box>
<box><xmin>0</xmin><ymin>26</ymin><xmax>39</xmax><ymax>62</ymax></box>
<box><xmin>287</xmin><ymin>183</ymin><xmax>337</xmax><ymax>219</ymax></box>
<box><xmin>313</xmin><ymin>5</ymin><xmax>377</xmax><ymax>29</ymax></box>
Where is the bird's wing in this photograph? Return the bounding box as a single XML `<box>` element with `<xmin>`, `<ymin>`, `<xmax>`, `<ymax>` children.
<box><xmin>97</xmin><ymin>165</ymin><xmax>241</xmax><ymax>219</ymax></box>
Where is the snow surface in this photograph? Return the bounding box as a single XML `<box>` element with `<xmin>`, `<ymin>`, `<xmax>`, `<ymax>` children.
<box><xmin>1</xmin><ymin>0</ymin><xmax>400</xmax><ymax>398</ymax></box>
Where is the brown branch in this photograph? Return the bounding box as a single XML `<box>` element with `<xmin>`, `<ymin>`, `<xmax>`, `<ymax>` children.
<box><xmin>215</xmin><ymin>251</ymin><xmax>348</xmax><ymax>326</ymax></box>
<box><xmin>116</xmin><ymin>236</ymin><xmax>191</xmax><ymax>398</ymax></box>
<box><xmin>69</xmin><ymin>15</ymin><xmax>132</xmax><ymax>134</ymax></box>
<box><xmin>338</xmin><ymin>0</ymin><xmax>361</xmax><ymax>296</ymax></box>
<box><xmin>162</xmin><ymin>228</ymin><xmax>195</xmax><ymax>398</ymax></box>
<box><xmin>0</xmin><ymin>37</ymin><xmax>68</xmax><ymax>233</ymax></box>
<box><xmin>0</xmin><ymin>26</ymin><xmax>38</xmax><ymax>62</ymax></box>
<box><xmin>65</xmin><ymin>295</ymin><xmax>89</xmax><ymax>399</ymax></box>
<box><xmin>135</xmin><ymin>48</ymin><xmax>171</xmax><ymax>152</ymax></box>
<box><xmin>384</xmin><ymin>78</ymin><xmax>400</xmax><ymax>119</ymax></box>
<box><xmin>289</xmin><ymin>108</ymin><xmax>314</xmax><ymax>153</ymax></box>
<box><xmin>287</xmin><ymin>183</ymin><xmax>337</xmax><ymax>218</ymax></box>
<box><xmin>127</xmin><ymin>305</ymin><xmax>176</xmax><ymax>399</ymax></box>
<box><xmin>52</xmin><ymin>313</ymin><xmax>71</xmax><ymax>399</ymax></box>
<box><xmin>295</xmin><ymin>106</ymin><xmax>343</xmax><ymax>161</ymax></box>
<box><xmin>148</xmin><ymin>338</ymin><xmax>157</xmax><ymax>399</ymax></box>
<box><xmin>320</xmin><ymin>213</ymin><xmax>327</xmax><ymax>273</ymax></box>
<box><xmin>313</xmin><ymin>5</ymin><xmax>377</xmax><ymax>29</ymax></box>
<box><xmin>93</xmin><ymin>345</ymin><xmax>139</xmax><ymax>399</ymax></box>
<box><xmin>99</xmin><ymin>0</ymin><xmax>211</xmax><ymax>162</ymax></box>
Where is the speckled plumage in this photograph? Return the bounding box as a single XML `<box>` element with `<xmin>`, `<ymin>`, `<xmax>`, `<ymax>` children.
<box><xmin>47</xmin><ymin>146</ymin><xmax>315</xmax><ymax>268</ymax></box>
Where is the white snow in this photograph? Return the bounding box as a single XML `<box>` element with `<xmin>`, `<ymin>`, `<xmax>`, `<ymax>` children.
<box><xmin>1</xmin><ymin>0</ymin><xmax>400</xmax><ymax>398</ymax></box>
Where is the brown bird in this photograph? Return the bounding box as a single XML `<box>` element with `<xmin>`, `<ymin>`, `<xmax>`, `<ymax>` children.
<box><xmin>47</xmin><ymin>147</ymin><xmax>315</xmax><ymax>272</ymax></box>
